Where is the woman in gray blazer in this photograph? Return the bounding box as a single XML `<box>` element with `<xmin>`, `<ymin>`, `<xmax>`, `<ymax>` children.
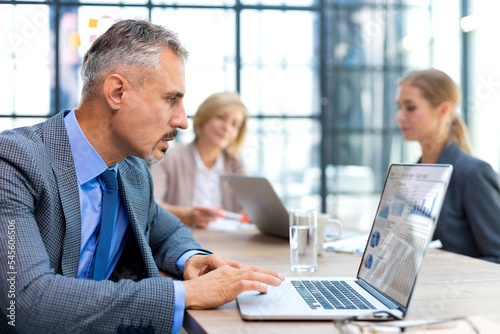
<box><xmin>151</xmin><ymin>92</ymin><xmax>248</xmax><ymax>227</ymax></box>
<box><xmin>396</xmin><ymin>68</ymin><xmax>500</xmax><ymax>263</ymax></box>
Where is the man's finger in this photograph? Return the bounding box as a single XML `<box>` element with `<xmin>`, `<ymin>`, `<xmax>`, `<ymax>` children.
<box><xmin>219</xmin><ymin>257</ymin><xmax>250</xmax><ymax>269</ymax></box>
<box><xmin>248</xmin><ymin>266</ymin><xmax>286</xmax><ymax>281</ymax></box>
<box><xmin>234</xmin><ymin>281</ymin><xmax>268</xmax><ymax>295</ymax></box>
<box><xmin>183</xmin><ymin>264</ymin><xmax>284</xmax><ymax>309</ymax></box>
<box><xmin>238</xmin><ymin>270</ymin><xmax>283</xmax><ymax>287</ymax></box>
<box><xmin>221</xmin><ymin>258</ymin><xmax>284</xmax><ymax>281</ymax></box>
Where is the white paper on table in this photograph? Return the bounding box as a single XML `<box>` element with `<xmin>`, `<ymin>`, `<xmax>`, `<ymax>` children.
<box><xmin>207</xmin><ymin>217</ymin><xmax>257</xmax><ymax>232</ymax></box>
<box><xmin>324</xmin><ymin>234</ymin><xmax>369</xmax><ymax>254</ymax></box>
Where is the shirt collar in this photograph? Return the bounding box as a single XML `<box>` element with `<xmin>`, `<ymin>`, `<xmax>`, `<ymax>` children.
<box><xmin>193</xmin><ymin>144</ymin><xmax>224</xmax><ymax>173</ymax></box>
<box><xmin>64</xmin><ymin>109</ymin><xmax>117</xmax><ymax>185</ymax></box>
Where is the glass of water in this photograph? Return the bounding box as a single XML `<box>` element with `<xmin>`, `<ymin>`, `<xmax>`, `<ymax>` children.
<box><xmin>289</xmin><ymin>209</ymin><xmax>317</xmax><ymax>272</ymax></box>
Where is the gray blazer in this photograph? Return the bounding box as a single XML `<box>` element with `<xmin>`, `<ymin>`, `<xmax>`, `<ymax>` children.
<box><xmin>0</xmin><ymin>111</ymin><xmax>206</xmax><ymax>333</ymax></box>
<box><xmin>434</xmin><ymin>141</ymin><xmax>500</xmax><ymax>263</ymax></box>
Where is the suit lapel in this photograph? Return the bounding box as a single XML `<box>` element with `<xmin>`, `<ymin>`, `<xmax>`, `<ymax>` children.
<box><xmin>436</xmin><ymin>140</ymin><xmax>456</xmax><ymax>164</ymax></box>
<box><xmin>42</xmin><ymin>111</ymin><xmax>82</xmax><ymax>277</ymax></box>
<box><xmin>118</xmin><ymin>161</ymin><xmax>160</xmax><ymax>278</ymax></box>
<box><xmin>42</xmin><ymin>112</ymin><xmax>159</xmax><ymax>278</ymax></box>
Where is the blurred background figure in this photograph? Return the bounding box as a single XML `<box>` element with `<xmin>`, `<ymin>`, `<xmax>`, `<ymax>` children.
<box><xmin>151</xmin><ymin>91</ymin><xmax>248</xmax><ymax>228</ymax></box>
<box><xmin>396</xmin><ymin>68</ymin><xmax>500</xmax><ymax>263</ymax></box>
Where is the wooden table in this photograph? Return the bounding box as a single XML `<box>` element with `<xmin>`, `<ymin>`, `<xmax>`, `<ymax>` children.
<box><xmin>182</xmin><ymin>228</ymin><xmax>500</xmax><ymax>333</ymax></box>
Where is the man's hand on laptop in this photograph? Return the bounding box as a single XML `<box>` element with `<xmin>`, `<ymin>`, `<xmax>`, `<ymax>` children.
<box><xmin>183</xmin><ymin>254</ymin><xmax>285</xmax><ymax>309</ymax></box>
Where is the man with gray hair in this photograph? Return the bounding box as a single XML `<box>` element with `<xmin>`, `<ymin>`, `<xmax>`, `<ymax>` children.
<box><xmin>0</xmin><ymin>19</ymin><xmax>283</xmax><ymax>333</ymax></box>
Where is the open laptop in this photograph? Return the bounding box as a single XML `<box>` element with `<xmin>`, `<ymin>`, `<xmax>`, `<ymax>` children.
<box><xmin>223</xmin><ymin>175</ymin><xmax>289</xmax><ymax>239</ymax></box>
<box><xmin>236</xmin><ymin>163</ymin><xmax>453</xmax><ymax>321</ymax></box>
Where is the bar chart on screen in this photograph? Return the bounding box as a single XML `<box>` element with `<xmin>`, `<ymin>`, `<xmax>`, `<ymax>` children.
<box><xmin>410</xmin><ymin>192</ymin><xmax>438</xmax><ymax>218</ymax></box>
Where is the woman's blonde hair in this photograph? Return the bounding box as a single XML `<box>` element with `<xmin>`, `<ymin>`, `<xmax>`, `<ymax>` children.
<box><xmin>193</xmin><ymin>92</ymin><xmax>248</xmax><ymax>157</ymax></box>
<box><xmin>398</xmin><ymin>68</ymin><xmax>472</xmax><ymax>154</ymax></box>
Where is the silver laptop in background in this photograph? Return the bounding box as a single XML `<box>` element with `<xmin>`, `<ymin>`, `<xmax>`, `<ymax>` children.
<box><xmin>223</xmin><ymin>175</ymin><xmax>289</xmax><ymax>239</ymax></box>
<box><xmin>236</xmin><ymin>164</ymin><xmax>453</xmax><ymax>321</ymax></box>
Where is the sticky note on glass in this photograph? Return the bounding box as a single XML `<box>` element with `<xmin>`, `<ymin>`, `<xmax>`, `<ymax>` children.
<box><xmin>89</xmin><ymin>19</ymin><xmax>98</xmax><ymax>28</ymax></box>
<box><xmin>68</xmin><ymin>32</ymin><xmax>81</xmax><ymax>49</ymax></box>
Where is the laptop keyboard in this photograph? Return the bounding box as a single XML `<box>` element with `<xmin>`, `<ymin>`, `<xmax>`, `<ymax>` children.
<box><xmin>291</xmin><ymin>280</ymin><xmax>376</xmax><ymax>310</ymax></box>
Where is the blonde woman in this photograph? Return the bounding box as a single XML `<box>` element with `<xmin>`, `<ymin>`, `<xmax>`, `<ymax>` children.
<box><xmin>396</xmin><ymin>68</ymin><xmax>500</xmax><ymax>263</ymax></box>
<box><xmin>151</xmin><ymin>92</ymin><xmax>248</xmax><ymax>227</ymax></box>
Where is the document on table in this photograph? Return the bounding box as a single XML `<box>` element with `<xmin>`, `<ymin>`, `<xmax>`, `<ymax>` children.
<box><xmin>324</xmin><ymin>234</ymin><xmax>369</xmax><ymax>254</ymax></box>
<box><xmin>207</xmin><ymin>217</ymin><xmax>255</xmax><ymax>232</ymax></box>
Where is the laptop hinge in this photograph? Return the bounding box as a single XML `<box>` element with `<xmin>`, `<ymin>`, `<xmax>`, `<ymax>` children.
<box><xmin>356</xmin><ymin>279</ymin><xmax>401</xmax><ymax>311</ymax></box>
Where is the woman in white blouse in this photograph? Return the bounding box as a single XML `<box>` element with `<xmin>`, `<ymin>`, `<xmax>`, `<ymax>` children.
<box><xmin>151</xmin><ymin>92</ymin><xmax>248</xmax><ymax>227</ymax></box>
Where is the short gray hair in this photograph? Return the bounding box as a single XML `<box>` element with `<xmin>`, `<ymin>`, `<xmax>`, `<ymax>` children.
<box><xmin>81</xmin><ymin>19</ymin><xmax>188</xmax><ymax>100</ymax></box>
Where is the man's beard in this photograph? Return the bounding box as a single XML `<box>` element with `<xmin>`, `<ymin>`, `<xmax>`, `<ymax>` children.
<box><xmin>144</xmin><ymin>129</ymin><xmax>178</xmax><ymax>165</ymax></box>
<box><xmin>144</xmin><ymin>150</ymin><xmax>166</xmax><ymax>165</ymax></box>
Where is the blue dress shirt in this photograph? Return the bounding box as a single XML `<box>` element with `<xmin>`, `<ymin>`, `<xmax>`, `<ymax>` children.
<box><xmin>64</xmin><ymin>110</ymin><xmax>129</xmax><ymax>280</ymax></box>
<box><xmin>64</xmin><ymin>109</ymin><xmax>202</xmax><ymax>333</ymax></box>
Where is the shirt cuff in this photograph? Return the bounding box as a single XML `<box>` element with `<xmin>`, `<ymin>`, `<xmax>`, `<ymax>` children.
<box><xmin>172</xmin><ymin>250</ymin><xmax>210</xmax><ymax>334</ymax></box>
<box><xmin>176</xmin><ymin>250</ymin><xmax>211</xmax><ymax>276</ymax></box>
<box><xmin>172</xmin><ymin>281</ymin><xmax>185</xmax><ymax>334</ymax></box>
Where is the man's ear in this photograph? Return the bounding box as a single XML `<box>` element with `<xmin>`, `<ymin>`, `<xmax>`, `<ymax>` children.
<box><xmin>103</xmin><ymin>74</ymin><xmax>127</xmax><ymax>110</ymax></box>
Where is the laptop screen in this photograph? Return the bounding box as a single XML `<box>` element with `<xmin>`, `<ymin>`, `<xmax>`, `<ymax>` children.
<box><xmin>357</xmin><ymin>164</ymin><xmax>453</xmax><ymax>308</ymax></box>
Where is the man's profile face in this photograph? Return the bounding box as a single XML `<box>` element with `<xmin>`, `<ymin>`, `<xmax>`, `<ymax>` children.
<box><xmin>112</xmin><ymin>49</ymin><xmax>188</xmax><ymax>163</ymax></box>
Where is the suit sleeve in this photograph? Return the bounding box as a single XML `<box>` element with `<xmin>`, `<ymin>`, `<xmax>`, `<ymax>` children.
<box><xmin>144</xmin><ymin>165</ymin><xmax>211</xmax><ymax>275</ymax></box>
<box><xmin>463</xmin><ymin>162</ymin><xmax>500</xmax><ymax>263</ymax></box>
<box><xmin>0</xmin><ymin>137</ymin><xmax>191</xmax><ymax>333</ymax></box>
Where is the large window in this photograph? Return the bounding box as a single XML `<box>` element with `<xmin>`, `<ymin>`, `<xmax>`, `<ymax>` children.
<box><xmin>2</xmin><ymin>1</ymin><xmax>494</xmax><ymax>233</ymax></box>
<box><xmin>323</xmin><ymin>3</ymin><xmax>405</xmax><ymax>230</ymax></box>
<box><xmin>467</xmin><ymin>0</ymin><xmax>500</xmax><ymax>174</ymax></box>
<box><xmin>0</xmin><ymin>4</ymin><xmax>52</xmax><ymax>129</ymax></box>
<box><xmin>0</xmin><ymin>0</ymin><xmax>323</xmax><ymax>213</ymax></box>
